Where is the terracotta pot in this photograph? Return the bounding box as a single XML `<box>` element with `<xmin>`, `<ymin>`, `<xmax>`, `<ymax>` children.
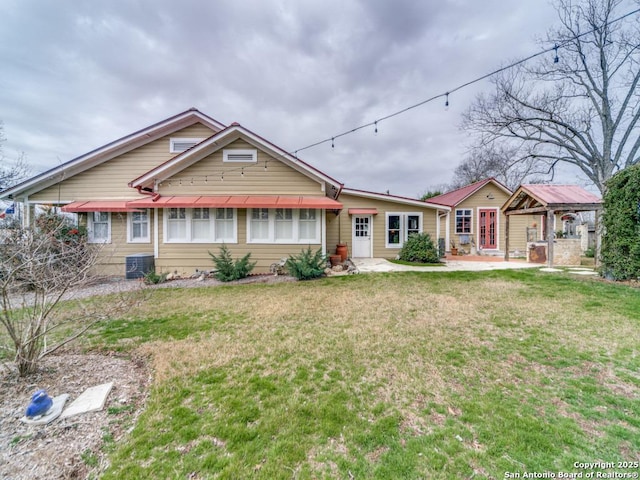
<box><xmin>336</xmin><ymin>243</ymin><xmax>348</xmax><ymax>261</ymax></box>
<box><xmin>450</xmin><ymin>247</ymin><xmax>458</xmax><ymax>256</ymax></box>
<box><xmin>329</xmin><ymin>254</ymin><xmax>342</xmax><ymax>266</ymax></box>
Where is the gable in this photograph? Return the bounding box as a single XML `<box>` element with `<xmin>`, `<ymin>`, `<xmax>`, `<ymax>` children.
<box><xmin>29</xmin><ymin>123</ymin><xmax>217</xmax><ymax>202</ymax></box>
<box><xmin>429</xmin><ymin>178</ymin><xmax>511</xmax><ymax>207</ymax></box>
<box><xmin>1</xmin><ymin>109</ymin><xmax>224</xmax><ymax>200</ymax></box>
<box><xmin>130</xmin><ymin>123</ymin><xmax>342</xmax><ymax>196</ymax></box>
<box><xmin>157</xmin><ymin>139</ymin><xmax>324</xmax><ymax>196</ymax></box>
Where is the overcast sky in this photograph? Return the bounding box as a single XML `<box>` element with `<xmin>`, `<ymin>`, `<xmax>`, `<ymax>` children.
<box><xmin>1</xmin><ymin>0</ymin><xmax>577</xmax><ymax>198</ymax></box>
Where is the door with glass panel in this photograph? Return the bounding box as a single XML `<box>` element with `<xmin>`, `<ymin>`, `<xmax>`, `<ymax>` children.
<box><xmin>352</xmin><ymin>215</ymin><xmax>372</xmax><ymax>257</ymax></box>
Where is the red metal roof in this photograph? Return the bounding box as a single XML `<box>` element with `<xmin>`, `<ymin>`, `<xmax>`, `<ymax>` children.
<box><xmin>61</xmin><ymin>201</ymin><xmax>142</xmax><ymax>213</ymax></box>
<box><xmin>125</xmin><ymin>195</ymin><xmax>342</xmax><ymax>209</ymax></box>
<box><xmin>428</xmin><ymin>178</ymin><xmax>508</xmax><ymax>207</ymax></box>
<box><xmin>519</xmin><ymin>184</ymin><xmax>601</xmax><ymax>205</ymax></box>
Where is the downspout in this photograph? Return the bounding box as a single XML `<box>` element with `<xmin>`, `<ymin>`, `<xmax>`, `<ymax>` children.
<box><xmin>134</xmin><ymin>185</ymin><xmax>161</xmax><ymax>260</ymax></box>
<box><xmin>135</xmin><ymin>185</ymin><xmax>161</xmax><ymax>202</ymax></box>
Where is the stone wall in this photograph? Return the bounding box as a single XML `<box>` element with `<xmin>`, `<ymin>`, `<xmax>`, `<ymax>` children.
<box><xmin>553</xmin><ymin>238</ymin><xmax>582</xmax><ymax>265</ymax></box>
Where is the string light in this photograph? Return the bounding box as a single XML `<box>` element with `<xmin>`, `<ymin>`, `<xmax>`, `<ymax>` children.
<box><xmin>150</xmin><ymin>8</ymin><xmax>639</xmax><ymax>188</ymax></box>
<box><xmin>289</xmin><ymin>7</ymin><xmax>640</xmax><ymax>157</ymax></box>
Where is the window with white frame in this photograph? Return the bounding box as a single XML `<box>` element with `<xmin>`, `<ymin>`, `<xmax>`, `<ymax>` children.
<box><xmin>88</xmin><ymin>211</ymin><xmax>111</xmax><ymax>243</ymax></box>
<box><xmin>250</xmin><ymin>208</ymin><xmax>270</xmax><ymax>241</ymax></box>
<box><xmin>169</xmin><ymin>138</ymin><xmax>204</xmax><ymax>153</ymax></box>
<box><xmin>191</xmin><ymin>208</ymin><xmax>211</xmax><ymax>241</ymax></box>
<box><xmin>166</xmin><ymin>208</ymin><xmax>187</xmax><ymax>241</ymax></box>
<box><xmin>247</xmin><ymin>208</ymin><xmax>320</xmax><ymax>243</ymax></box>
<box><xmin>275</xmin><ymin>208</ymin><xmax>294</xmax><ymax>241</ymax></box>
<box><xmin>164</xmin><ymin>208</ymin><xmax>236</xmax><ymax>243</ymax></box>
<box><xmin>215</xmin><ymin>208</ymin><xmax>235</xmax><ymax>242</ymax></box>
<box><xmin>385</xmin><ymin>212</ymin><xmax>422</xmax><ymax>248</ymax></box>
<box><xmin>128</xmin><ymin>209</ymin><xmax>150</xmax><ymax>243</ymax></box>
<box><xmin>298</xmin><ymin>209</ymin><xmax>317</xmax><ymax>241</ymax></box>
<box><xmin>455</xmin><ymin>209</ymin><xmax>472</xmax><ymax>234</ymax></box>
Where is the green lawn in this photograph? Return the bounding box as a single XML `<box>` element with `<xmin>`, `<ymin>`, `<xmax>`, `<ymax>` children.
<box><xmin>87</xmin><ymin>270</ymin><xmax>639</xmax><ymax>479</ymax></box>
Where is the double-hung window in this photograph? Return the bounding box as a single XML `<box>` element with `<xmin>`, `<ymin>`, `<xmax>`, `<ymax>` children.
<box><xmin>88</xmin><ymin>211</ymin><xmax>111</xmax><ymax>243</ymax></box>
<box><xmin>248</xmin><ymin>208</ymin><xmax>320</xmax><ymax>243</ymax></box>
<box><xmin>250</xmin><ymin>208</ymin><xmax>270</xmax><ymax>241</ymax></box>
<box><xmin>455</xmin><ymin>209</ymin><xmax>472</xmax><ymax>234</ymax></box>
<box><xmin>386</xmin><ymin>212</ymin><xmax>422</xmax><ymax>248</ymax></box>
<box><xmin>166</xmin><ymin>208</ymin><xmax>187</xmax><ymax>241</ymax></box>
<box><xmin>191</xmin><ymin>208</ymin><xmax>211</xmax><ymax>241</ymax></box>
<box><xmin>164</xmin><ymin>208</ymin><xmax>236</xmax><ymax>243</ymax></box>
<box><xmin>128</xmin><ymin>209</ymin><xmax>150</xmax><ymax>243</ymax></box>
<box><xmin>215</xmin><ymin>208</ymin><xmax>235</xmax><ymax>242</ymax></box>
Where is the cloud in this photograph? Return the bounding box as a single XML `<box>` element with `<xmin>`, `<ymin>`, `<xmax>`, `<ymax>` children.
<box><xmin>0</xmin><ymin>0</ymin><xmax>565</xmax><ymax>196</ymax></box>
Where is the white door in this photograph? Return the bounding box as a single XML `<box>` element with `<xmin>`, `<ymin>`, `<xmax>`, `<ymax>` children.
<box><xmin>352</xmin><ymin>215</ymin><xmax>372</xmax><ymax>257</ymax></box>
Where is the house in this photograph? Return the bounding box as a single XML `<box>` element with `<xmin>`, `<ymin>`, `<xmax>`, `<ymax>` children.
<box><xmin>0</xmin><ymin>109</ymin><xmax>450</xmax><ymax>275</ymax></box>
<box><xmin>428</xmin><ymin>178</ymin><xmax>535</xmax><ymax>256</ymax></box>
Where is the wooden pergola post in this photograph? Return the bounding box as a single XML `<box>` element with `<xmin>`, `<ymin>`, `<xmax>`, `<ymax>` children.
<box><xmin>546</xmin><ymin>208</ymin><xmax>554</xmax><ymax>267</ymax></box>
<box><xmin>504</xmin><ymin>213</ymin><xmax>510</xmax><ymax>261</ymax></box>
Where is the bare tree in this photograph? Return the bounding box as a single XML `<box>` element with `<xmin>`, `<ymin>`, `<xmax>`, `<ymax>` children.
<box><xmin>0</xmin><ymin>122</ymin><xmax>29</xmax><ymax>192</ymax></box>
<box><xmin>463</xmin><ymin>0</ymin><xmax>640</xmax><ymax>195</ymax></box>
<box><xmin>0</xmin><ymin>212</ymin><xmax>142</xmax><ymax>376</ymax></box>
<box><xmin>451</xmin><ymin>143</ymin><xmax>552</xmax><ymax>191</ymax></box>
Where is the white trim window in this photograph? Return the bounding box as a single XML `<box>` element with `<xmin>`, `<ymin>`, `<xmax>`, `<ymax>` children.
<box><xmin>128</xmin><ymin>209</ymin><xmax>150</xmax><ymax>243</ymax></box>
<box><xmin>88</xmin><ymin>211</ymin><xmax>111</xmax><ymax>243</ymax></box>
<box><xmin>223</xmin><ymin>149</ymin><xmax>257</xmax><ymax>163</ymax></box>
<box><xmin>215</xmin><ymin>208</ymin><xmax>236</xmax><ymax>242</ymax></box>
<box><xmin>247</xmin><ymin>208</ymin><xmax>321</xmax><ymax>244</ymax></box>
<box><xmin>385</xmin><ymin>212</ymin><xmax>422</xmax><ymax>248</ymax></box>
<box><xmin>169</xmin><ymin>138</ymin><xmax>204</xmax><ymax>153</ymax></box>
<box><xmin>164</xmin><ymin>208</ymin><xmax>237</xmax><ymax>243</ymax></box>
<box><xmin>455</xmin><ymin>209</ymin><xmax>472</xmax><ymax>234</ymax></box>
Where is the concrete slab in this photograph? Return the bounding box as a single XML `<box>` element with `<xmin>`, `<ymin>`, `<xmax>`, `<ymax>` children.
<box><xmin>539</xmin><ymin>267</ymin><xmax>564</xmax><ymax>272</ymax></box>
<box><xmin>21</xmin><ymin>394</ymin><xmax>70</xmax><ymax>425</ymax></box>
<box><xmin>352</xmin><ymin>258</ymin><xmax>540</xmax><ymax>273</ymax></box>
<box><xmin>60</xmin><ymin>382</ymin><xmax>113</xmax><ymax>419</ymax></box>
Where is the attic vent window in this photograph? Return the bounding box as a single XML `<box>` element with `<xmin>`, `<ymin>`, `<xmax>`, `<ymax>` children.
<box><xmin>223</xmin><ymin>149</ymin><xmax>257</xmax><ymax>163</ymax></box>
<box><xmin>170</xmin><ymin>138</ymin><xmax>204</xmax><ymax>153</ymax></box>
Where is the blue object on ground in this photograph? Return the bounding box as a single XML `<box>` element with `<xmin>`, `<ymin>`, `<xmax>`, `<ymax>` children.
<box><xmin>25</xmin><ymin>389</ymin><xmax>53</xmax><ymax>417</ymax></box>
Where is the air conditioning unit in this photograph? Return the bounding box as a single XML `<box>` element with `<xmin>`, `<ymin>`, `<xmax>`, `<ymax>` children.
<box><xmin>125</xmin><ymin>254</ymin><xmax>155</xmax><ymax>279</ymax></box>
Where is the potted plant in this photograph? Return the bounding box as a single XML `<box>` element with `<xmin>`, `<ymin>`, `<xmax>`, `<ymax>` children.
<box><xmin>450</xmin><ymin>240</ymin><xmax>458</xmax><ymax>256</ymax></box>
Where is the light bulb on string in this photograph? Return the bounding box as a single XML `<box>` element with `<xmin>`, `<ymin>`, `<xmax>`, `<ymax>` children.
<box><xmin>445</xmin><ymin>92</ymin><xmax>450</xmax><ymax>110</ymax></box>
<box><xmin>374</xmin><ymin>121</ymin><xmax>378</xmax><ymax>135</ymax></box>
<box><xmin>553</xmin><ymin>44</ymin><xmax>559</xmax><ymax>63</ymax></box>
<box><xmin>241</xmin><ymin>168</ymin><xmax>244</xmax><ymax>177</ymax></box>
<box><xmin>205</xmin><ymin>176</ymin><xmax>208</xmax><ymax>184</ymax></box>
<box><xmin>331</xmin><ymin>137</ymin><xmax>335</xmax><ymax>149</ymax></box>
<box><xmin>221</xmin><ymin>173</ymin><xmax>224</xmax><ymax>182</ymax></box>
<box><xmin>264</xmin><ymin>161</ymin><xmax>268</xmax><ymax>171</ymax></box>
<box><xmin>190</xmin><ymin>178</ymin><xmax>194</xmax><ymax>185</ymax></box>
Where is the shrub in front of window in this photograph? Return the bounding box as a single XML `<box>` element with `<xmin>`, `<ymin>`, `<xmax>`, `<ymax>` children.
<box><xmin>209</xmin><ymin>244</ymin><xmax>256</xmax><ymax>282</ymax></box>
<box><xmin>398</xmin><ymin>232</ymin><xmax>440</xmax><ymax>264</ymax></box>
<box><xmin>285</xmin><ymin>247</ymin><xmax>327</xmax><ymax>280</ymax></box>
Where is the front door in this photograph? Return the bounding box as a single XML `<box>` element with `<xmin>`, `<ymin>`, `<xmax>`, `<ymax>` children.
<box><xmin>352</xmin><ymin>215</ymin><xmax>372</xmax><ymax>257</ymax></box>
<box><xmin>478</xmin><ymin>209</ymin><xmax>497</xmax><ymax>250</ymax></box>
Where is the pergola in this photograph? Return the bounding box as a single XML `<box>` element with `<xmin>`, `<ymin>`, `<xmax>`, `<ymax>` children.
<box><xmin>502</xmin><ymin>185</ymin><xmax>603</xmax><ymax>267</ymax></box>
